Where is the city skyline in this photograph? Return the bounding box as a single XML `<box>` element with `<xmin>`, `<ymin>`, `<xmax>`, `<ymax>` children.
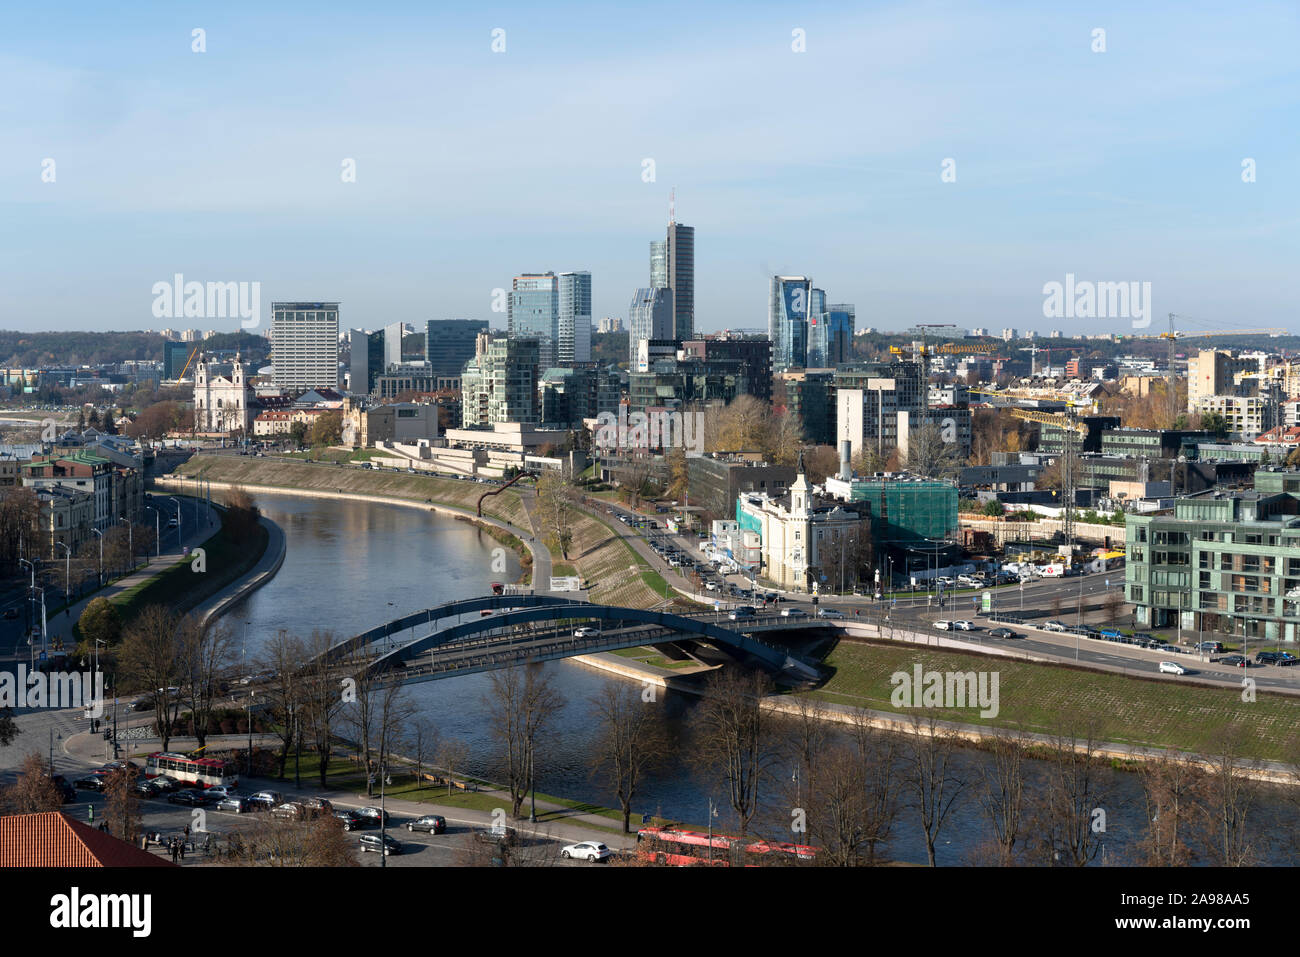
<box><xmin>2</xmin><ymin>2</ymin><xmax>1296</xmax><ymax>335</ymax></box>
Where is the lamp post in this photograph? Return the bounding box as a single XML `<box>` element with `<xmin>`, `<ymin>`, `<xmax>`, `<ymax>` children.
<box><xmin>91</xmin><ymin>528</ymin><xmax>103</xmax><ymax>587</ymax></box>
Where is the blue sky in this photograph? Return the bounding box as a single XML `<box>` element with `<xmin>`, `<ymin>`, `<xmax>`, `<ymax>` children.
<box><xmin>1</xmin><ymin>0</ymin><xmax>1297</xmax><ymax>335</ymax></box>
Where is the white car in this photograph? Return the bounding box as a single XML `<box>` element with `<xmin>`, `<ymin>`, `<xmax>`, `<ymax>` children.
<box><xmin>952</xmin><ymin>620</ymin><xmax>974</xmax><ymax>631</ymax></box>
<box><xmin>934</xmin><ymin>620</ymin><xmax>954</xmax><ymax>631</ymax></box>
<box><xmin>781</xmin><ymin>607</ymin><xmax>808</xmax><ymax>618</ymax></box>
<box><xmin>573</xmin><ymin>626</ymin><xmax>601</xmax><ymax>638</ymax></box>
<box><xmin>1158</xmin><ymin>661</ymin><xmax>1186</xmax><ymax>676</ymax></box>
<box><xmin>1042</xmin><ymin>620</ymin><xmax>1068</xmax><ymax>633</ymax></box>
<box><xmin>561</xmin><ymin>841</ymin><xmax>611</xmax><ymax>863</ymax></box>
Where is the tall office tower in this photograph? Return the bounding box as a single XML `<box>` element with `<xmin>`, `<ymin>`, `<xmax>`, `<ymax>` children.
<box><xmin>627</xmin><ymin>288</ymin><xmax>675</xmax><ymax>366</ymax></box>
<box><xmin>826</xmin><ymin>304</ymin><xmax>855</xmax><ymax>366</ymax></box>
<box><xmin>271</xmin><ymin>302</ymin><xmax>340</xmax><ymax>391</ymax></box>
<box><xmin>806</xmin><ymin>287</ymin><xmax>829</xmax><ymax>366</ymax></box>
<box><xmin>425</xmin><ymin>319</ymin><xmax>489</xmax><ymax>376</ymax></box>
<box><xmin>649</xmin><ymin>240</ymin><xmax>668</xmax><ymax>288</ymax></box>
<box><xmin>349</xmin><ymin>328</ymin><xmax>385</xmax><ymax>395</ymax></box>
<box><xmin>383</xmin><ymin>322</ymin><xmax>404</xmax><ymax>369</ymax></box>
<box><xmin>667</xmin><ymin>222</ymin><xmax>694</xmax><ymax>340</ymax></box>
<box><xmin>558</xmin><ymin>271</ymin><xmax>593</xmax><ymax>363</ymax></box>
<box><xmin>508</xmin><ymin>272</ymin><xmax>559</xmax><ymax>368</ymax></box>
<box><xmin>769</xmin><ymin>276</ymin><xmax>812</xmax><ymax>371</ymax></box>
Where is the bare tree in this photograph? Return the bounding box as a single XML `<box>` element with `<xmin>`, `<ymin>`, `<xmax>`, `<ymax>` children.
<box><xmin>484</xmin><ymin>665</ymin><xmax>567</xmax><ymax>819</ymax></box>
<box><xmin>254</xmin><ymin>629</ymin><xmax>307</xmax><ymax>780</ymax></box>
<box><xmin>1136</xmin><ymin>750</ymin><xmax>1203</xmax><ymax>867</ymax></box>
<box><xmin>904</xmin><ymin>712</ymin><xmax>969</xmax><ymax>867</ymax></box>
<box><xmin>234</xmin><ymin>814</ymin><xmax>358</xmax><ymax>867</ymax></box>
<box><xmin>691</xmin><ymin>667</ymin><xmax>774</xmax><ymax>836</ymax></box>
<box><xmin>0</xmin><ymin>708</ymin><xmax>18</xmax><ymax>748</ymax></box>
<box><xmin>103</xmin><ymin>766</ymin><xmax>142</xmax><ymax>844</ymax></box>
<box><xmin>1197</xmin><ymin>724</ymin><xmax>1259</xmax><ymax>867</ymax></box>
<box><xmin>435</xmin><ymin>738</ymin><xmax>470</xmax><ymax>797</ymax></box>
<box><xmin>177</xmin><ymin>617</ymin><xmax>235</xmax><ymax>748</ymax></box>
<box><xmin>116</xmin><ymin>605</ymin><xmax>188</xmax><ymax>750</ymax></box>
<box><xmin>405</xmin><ymin>718</ymin><xmax>439</xmax><ymax>790</ymax></box>
<box><xmin>1032</xmin><ymin>712</ymin><xmax>1111</xmax><ymax>866</ymax></box>
<box><xmin>1</xmin><ymin>752</ymin><xmax>62</xmax><ymax>813</ymax></box>
<box><xmin>976</xmin><ymin>723</ymin><xmax>1031</xmax><ymax>866</ymax></box>
<box><xmin>589</xmin><ymin>680</ymin><xmax>670</xmax><ymax>833</ymax></box>
<box><xmin>299</xmin><ymin>629</ymin><xmax>346</xmax><ymax>789</ymax></box>
<box><xmin>535</xmin><ymin>472</ymin><xmax>578</xmax><ymax>560</ymax></box>
<box><xmin>904</xmin><ymin>423</ymin><xmax>963</xmax><ymax>480</ymax></box>
<box><xmin>848</xmin><ymin>709</ymin><xmax>901</xmax><ymax>865</ymax></box>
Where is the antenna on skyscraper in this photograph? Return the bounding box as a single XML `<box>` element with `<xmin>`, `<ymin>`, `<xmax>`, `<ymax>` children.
<box><xmin>669</xmin><ymin>187</ymin><xmax>675</xmax><ymax>225</ymax></box>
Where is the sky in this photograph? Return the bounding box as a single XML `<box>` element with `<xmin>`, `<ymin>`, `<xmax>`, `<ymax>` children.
<box><xmin>1</xmin><ymin>0</ymin><xmax>1297</xmax><ymax>336</ymax></box>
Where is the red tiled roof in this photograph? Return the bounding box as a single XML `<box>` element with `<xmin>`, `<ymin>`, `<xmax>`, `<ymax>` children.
<box><xmin>0</xmin><ymin>812</ymin><xmax>175</xmax><ymax>868</ymax></box>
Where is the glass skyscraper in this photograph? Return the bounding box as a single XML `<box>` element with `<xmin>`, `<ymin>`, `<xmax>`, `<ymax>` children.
<box><xmin>649</xmin><ymin>240</ymin><xmax>668</xmax><ymax>288</ymax></box>
<box><xmin>508</xmin><ymin>273</ymin><xmax>559</xmax><ymax>368</ymax></box>
<box><xmin>425</xmin><ymin>319</ymin><xmax>489</xmax><ymax>376</ymax></box>
<box><xmin>558</xmin><ymin>271</ymin><xmax>592</xmax><ymax>363</ymax></box>
<box><xmin>769</xmin><ymin>276</ymin><xmax>812</xmax><ymax>371</ymax></box>
<box><xmin>628</xmin><ymin>288</ymin><xmax>674</xmax><ymax>366</ymax></box>
<box><xmin>667</xmin><ymin>223</ymin><xmax>694</xmax><ymax>340</ymax></box>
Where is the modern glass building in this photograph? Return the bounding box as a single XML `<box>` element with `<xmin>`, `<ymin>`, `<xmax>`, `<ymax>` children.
<box><xmin>667</xmin><ymin>223</ymin><xmax>694</xmax><ymax>340</ymax></box>
<box><xmin>349</xmin><ymin>328</ymin><xmax>385</xmax><ymax>395</ymax></box>
<box><xmin>163</xmin><ymin>340</ymin><xmax>194</xmax><ymax>380</ymax></box>
<box><xmin>508</xmin><ymin>273</ymin><xmax>559</xmax><ymax>368</ymax></box>
<box><xmin>628</xmin><ymin>288</ymin><xmax>675</xmax><ymax>366</ymax></box>
<box><xmin>649</xmin><ymin>240</ymin><xmax>668</xmax><ymax>288</ymax></box>
<box><xmin>271</xmin><ymin>302</ymin><xmax>340</xmax><ymax>391</ymax></box>
<box><xmin>769</xmin><ymin>276</ymin><xmax>812</xmax><ymax>370</ymax></box>
<box><xmin>425</xmin><ymin>319</ymin><xmax>489</xmax><ymax>377</ymax></box>
<box><xmin>826</xmin><ymin>304</ymin><xmax>855</xmax><ymax>365</ymax></box>
<box><xmin>558</xmin><ymin>271</ymin><xmax>592</xmax><ymax>363</ymax></box>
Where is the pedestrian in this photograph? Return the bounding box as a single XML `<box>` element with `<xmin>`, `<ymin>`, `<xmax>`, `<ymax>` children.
<box><xmin>184</xmin><ymin>824</ymin><xmax>190</xmax><ymax>839</ymax></box>
<box><xmin>170</xmin><ymin>841</ymin><xmax>178</xmax><ymax>864</ymax></box>
<box><xmin>179</xmin><ymin>842</ymin><xmax>185</xmax><ymax>860</ymax></box>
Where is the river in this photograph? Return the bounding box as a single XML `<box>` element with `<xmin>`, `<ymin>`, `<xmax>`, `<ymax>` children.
<box><xmin>220</xmin><ymin>490</ymin><xmax>1297</xmax><ymax>866</ymax></box>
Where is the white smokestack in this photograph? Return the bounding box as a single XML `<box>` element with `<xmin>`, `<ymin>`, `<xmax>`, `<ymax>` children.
<box><xmin>838</xmin><ymin>440</ymin><xmax>852</xmax><ymax>480</ymax></box>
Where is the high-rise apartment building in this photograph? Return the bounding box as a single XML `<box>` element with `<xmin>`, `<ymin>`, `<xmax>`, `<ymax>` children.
<box><xmin>425</xmin><ymin>319</ymin><xmax>490</xmax><ymax>377</ymax></box>
<box><xmin>271</xmin><ymin>302</ymin><xmax>340</xmax><ymax>391</ymax></box>
<box><xmin>628</xmin><ymin>288</ymin><xmax>675</xmax><ymax>366</ymax></box>
<box><xmin>558</xmin><ymin>271</ymin><xmax>592</xmax><ymax>364</ymax></box>
<box><xmin>769</xmin><ymin>276</ymin><xmax>813</xmax><ymax>371</ymax></box>
<box><xmin>460</xmin><ymin>336</ymin><xmax>540</xmax><ymax>427</ymax></box>
<box><xmin>508</xmin><ymin>273</ymin><xmax>559</xmax><ymax>368</ymax></box>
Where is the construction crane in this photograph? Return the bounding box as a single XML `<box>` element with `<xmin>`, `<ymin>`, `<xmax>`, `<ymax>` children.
<box><xmin>1008</xmin><ymin>407</ymin><xmax>1087</xmax><ymax>555</ymax></box>
<box><xmin>177</xmin><ymin>346</ymin><xmax>201</xmax><ymax>380</ymax></box>
<box><xmin>1018</xmin><ymin>344</ymin><xmax>1049</xmax><ymax>377</ymax></box>
<box><xmin>1147</xmin><ymin>314</ymin><xmax>1287</xmax><ymax>425</ymax></box>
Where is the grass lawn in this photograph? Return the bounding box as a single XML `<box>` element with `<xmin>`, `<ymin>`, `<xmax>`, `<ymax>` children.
<box><xmin>808</xmin><ymin>639</ymin><xmax>1300</xmax><ymax>761</ymax></box>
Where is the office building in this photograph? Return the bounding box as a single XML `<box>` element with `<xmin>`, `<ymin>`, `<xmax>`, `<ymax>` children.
<box><xmin>769</xmin><ymin>276</ymin><xmax>813</xmax><ymax>371</ymax></box>
<box><xmin>349</xmin><ymin>329</ymin><xmax>385</xmax><ymax>396</ymax></box>
<box><xmin>681</xmin><ymin>336</ymin><xmax>773</xmax><ymax>404</ymax></box>
<box><xmin>649</xmin><ymin>240</ymin><xmax>668</xmax><ymax>289</ymax></box>
<box><xmin>558</xmin><ymin>271</ymin><xmax>593</xmax><ymax>363</ymax></box>
<box><xmin>833</xmin><ymin>359</ymin><xmax>926</xmax><ymax>458</ymax></box>
<box><xmin>508</xmin><ymin>273</ymin><xmax>559</xmax><ymax>368</ymax></box>
<box><xmin>163</xmin><ymin>340</ymin><xmax>194</xmax><ymax>380</ymax></box>
<box><xmin>271</xmin><ymin>302</ymin><xmax>340</xmax><ymax>391</ymax></box>
<box><xmin>628</xmin><ymin>288</ymin><xmax>675</xmax><ymax>366</ymax></box>
<box><xmin>667</xmin><ymin>222</ymin><xmax>694</xmax><ymax>340</ymax></box>
<box><xmin>461</xmin><ymin>337</ymin><xmax>540</xmax><ymax>427</ymax></box>
<box><xmin>425</xmin><ymin>319</ymin><xmax>490</xmax><ymax>377</ymax></box>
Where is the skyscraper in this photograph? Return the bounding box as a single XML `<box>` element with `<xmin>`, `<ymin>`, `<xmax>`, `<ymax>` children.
<box><xmin>349</xmin><ymin>328</ymin><xmax>384</xmax><ymax>395</ymax></box>
<box><xmin>667</xmin><ymin>222</ymin><xmax>694</xmax><ymax>340</ymax></box>
<box><xmin>769</xmin><ymin>277</ymin><xmax>812</xmax><ymax>371</ymax></box>
<box><xmin>272</xmin><ymin>302</ymin><xmax>340</xmax><ymax>391</ymax></box>
<box><xmin>558</xmin><ymin>271</ymin><xmax>592</xmax><ymax>364</ymax></box>
<box><xmin>508</xmin><ymin>272</ymin><xmax>559</xmax><ymax>368</ymax></box>
<box><xmin>649</xmin><ymin>240</ymin><xmax>668</xmax><ymax>288</ymax></box>
<box><xmin>383</xmin><ymin>322</ymin><xmax>404</xmax><ymax>369</ymax></box>
<box><xmin>627</xmin><ymin>288</ymin><xmax>675</xmax><ymax>366</ymax></box>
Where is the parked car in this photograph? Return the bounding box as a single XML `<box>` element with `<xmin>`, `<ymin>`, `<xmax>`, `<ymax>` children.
<box><xmin>561</xmin><ymin>841</ymin><xmax>612</xmax><ymax>863</ymax></box>
<box><xmin>1217</xmin><ymin>655</ymin><xmax>1247</xmax><ymax>668</ymax></box>
<box><xmin>205</xmin><ymin>785</ymin><xmax>236</xmax><ymax>799</ymax></box>
<box><xmin>781</xmin><ymin>607</ymin><xmax>808</xmax><ymax>618</ymax></box>
<box><xmin>1042</xmin><ymin>620</ymin><xmax>1068</xmax><ymax>632</ymax></box>
<box><xmin>73</xmin><ymin>773</ymin><xmax>107</xmax><ymax>792</ymax></box>
<box><xmin>216</xmin><ymin>795</ymin><xmax>251</xmax><ymax>813</ymax></box>
<box><xmin>248</xmin><ymin>790</ymin><xmax>284</xmax><ymax>810</ymax></box>
<box><xmin>1197</xmin><ymin>641</ymin><xmax>1224</xmax><ymax>654</ymax></box>
<box><xmin>271</xmin><ymin>802</ymin><xmax>307</xmax><ymax>821</ymax></box>
<box><xmin>1099</xmin><ymin>629</ymin><xmax>1123</xmax><ymax>640</ymax></box>
<box><xmin>1255</xmin><ymin>651</ymin><xmax>1284</xmax><ymax>665</ymax></box>
<box><xmin>147</xmin><ymin>775</ymin><xmax>182</xmax><ymax>792</ymax></box>
<box><xmin>133</xmin><ymin>779</ymin><xmax>162</xmax><ymax>798</ymax></box>
<box><xmin>354</xmin><ymin>806</ymin><xmax>390</xmax><ymax>826</ymax></box>
<box><xmin>1158</xmin><ymin>661</ymin><xmax>1186</xmax><ymax>676</ymax></box>
<box><xmin>407</xmin><ymin>814</ymin><xmax>447</xmax><ymax>834</ymax></box>
<box><xmin>988</xmin><ymin>627</ymin><xmax>1019</xmax><ymax>639</ymax></box>
<box><xmin>298</xmin><ymin>796</ymin><xmax>333</xmax><ymax>817</ymax></box>
<box><xmin>474</xmin><ymin>825</ymin><xmax>518</xmax><ymax>846</ymax></box>
<box><xmin>359</xmin><ymin>833</ymin><xmax>403</xmax><ymax>856</ymax></box>
<box><xmin>167</xmin><ymin>789</ymin><xmax>213</xmax><ymax>807</ymax></box>
<box><xmin>333</xmin><ymin>809</ymin><xmax>364</xmax><ymax>831</ymax></box>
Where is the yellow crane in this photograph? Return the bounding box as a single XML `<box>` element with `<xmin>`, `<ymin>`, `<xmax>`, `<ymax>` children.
<box><xmin>177</xmin><ymin>346</ymin><xmax>201</xmax><ymax>380</ymax></box>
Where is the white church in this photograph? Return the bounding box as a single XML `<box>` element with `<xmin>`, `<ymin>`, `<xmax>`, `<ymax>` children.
<box><xmin>193</xmin><ymin>352</ymin><xmax>253</xmax><ymax>434</ymax></box>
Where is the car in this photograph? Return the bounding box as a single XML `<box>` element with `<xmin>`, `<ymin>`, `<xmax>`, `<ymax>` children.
<box><xmin>359</xmin><ymin>833</ymin><xmax>402</xmax><ymax>856</ymax></box>
<box><xmin>952</xmin><ymin>620</ymin><xmax>975</xmax><ymax>631</ymax></box>
<box><xmin>298</xmin><ymin>796</ymin><xmax>333</xmax><ymax>817</ymax></box>
<box><xmin>704</xmin><ymin>581</ymin><xmax>719</xmax><ymax>592</ymax></box>
<box><xmin>780</xmin><ymin>606</ymin><xmax>808</xmax><ymax>618</ymax></box>
<box><xmin>354</xmin><ymin>806</ymin><xmax>390</xmax><ymax>826</ymax></box>
<box><xmin>729</xmin><ymin>606</ymin><xmax>755</xmax><ymax>621</ymax></box>
<box><xmin>73</xmin><ymin>774</ymin><xmax>107</xmax><ymax>792</ymax></box>
<box><xmin>937</xmin><ymin>577</ymin><xmax>955</xmax><ymax>586</ymax></box>
<box><xmin>934</xmin><ymin>620</ymin><xmax>953</xmax><ymax>631</ymax></box>
<box><xmin>248</xmin><ymin>790</ymin><xmax>285</xmax><ymax>810</ymax></box>
<box><xmin>1278</xmin><ymin>655</ymin><xmax>1300</xmax><ymax>667</ymax></box>
<box><xmin>1197</xmin><ymin>641</ymin><xmax>1224</xmax><ymax>654</ymax></box>
<box><xmin>1217</xmin><ymin>655</ymin><xmax>1247</xmax><ymax>668</ymax></box>
<box><xmin>474</xmin><ymin>825</ymin><xmax>518</xmax><ymax>846</ymax></box>
<box><xmin>133</xmin><ymin>779</ymin><xmax>163</xmax><ymax>797</ymax></box>
<box><xmin>128</xmin><ymin>699</ymin><xmax>155</xmax><ymax>712</ymax></box>
<box><xmin>407</xmin><ymin>814</ymin><xmax>447</xmax><ymax>834</ymax></box>
<box><xmin>816</xmin><ymin>608</ymin><xmax>845</xmax><ymax>619</ymax></box>
<box><xmin>205</xmin><ymin>785</ymin><xmax>236</xmax><ymax>799</ymax></box>
<box><xmin>1042</xmin><ymin>620</ymin><xmax>1068</xmax><ymax>632</ymax></box>
<box><xmin>333</xmin><ymin>809</ymin><xmax>364</xmax><ymax>831</ymax></box>
<box><xmin>988</xmin><ymin>627</ymin><xmax>1019</xmax><ymax>639</ymax></box>
<box><xmin>168</xmin><ymin>789</ymin><xmax>213</xmax><ymax>807</ymax></box>
<box><xmin>2</xmin><ymin>607</ymin><xmax>18</xmax><ymax>620</ymax></box>
<box><xmin>166</xmin><ymin>518</ymin><xmax>178</xmax><ymax>529</ymax></box>
<box><xmin>561</xmin><ymin>841</ymin><xmax>612</xmax><ymax>863</ymax></box>
<box><xmin>216</xmin><ymin>795</ymin><xmax>251</xmax><ymax>813</ymax></box>
<box><xmin>272</xmin><ymin>802</ymin><xmax>307</xmax><ymax>820</ymax></box>
<box><xmin>1158</xmin><ymin>661</ymin><xmax>1186</xmax><ymax>676</ymax></box>
<box><xmin>49</xmin><ymin>775</ymin><xmax>77</xmax><ymax>804</ymax></box>
<box><xmin>1099</xmin><ymin>629</ymin><xmax>1124</xmax><ymax>640</ymax></box>
<box><xmin>573</xmin><ymin>626</ymin><xmax>601</xmax><ymax>638</ymax></box>
<box><xmin>1255</xmin><ymin>651</ymin><xmax>1283</xmax><ymax>665</ymax></box>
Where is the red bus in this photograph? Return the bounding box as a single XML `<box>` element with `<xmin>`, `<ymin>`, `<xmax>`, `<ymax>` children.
<box><xmin>145</xmin><ymin>752</ymin><xmax>239</xmax><ymax>789</ymax></box>
<box><xmin>636</xmin><ymin>826</ymin><xmax>816</xmax><ymax>866</ymax></box>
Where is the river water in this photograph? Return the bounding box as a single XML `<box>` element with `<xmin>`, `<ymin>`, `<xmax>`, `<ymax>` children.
<box><xmin>221</xmin><ymin>491</ymin><xmax>1296</xmax><ymax>866</ymax></box>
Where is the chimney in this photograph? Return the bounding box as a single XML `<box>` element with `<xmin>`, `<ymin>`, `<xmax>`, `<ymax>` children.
<box><xmin>838</xmin><ymin>440</ymin><xmax>852</xmax><ymax>481</ymax></box>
